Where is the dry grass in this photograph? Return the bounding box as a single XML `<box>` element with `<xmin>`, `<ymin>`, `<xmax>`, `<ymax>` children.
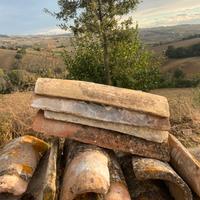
<box><xmin>161</xmin><ymin>57</ymin><xmax>200</xmax><ymax>78</ymax></box>
<box><xmin>0</xmin><ymin>49</ymin><xmax>16</xmax><ymax>70</ymax></box>
<box><xmin>152</xmin><ymin>38</ymin><xmax>200</xmax><ymax>54</ymax></box>
<box><xmin>0</xmin><ymin>48</ymin><xmax>65</xmax><ymax>72</ymax></box>
<box><xmin>153</xmin><ymin>88</ymin><xmax>200</xmax><ymax>147</ymax></box>
<box><xmin>0</xmin><ymin>92</ymin><xmax>36</xmax><ymax>145</ymax></box>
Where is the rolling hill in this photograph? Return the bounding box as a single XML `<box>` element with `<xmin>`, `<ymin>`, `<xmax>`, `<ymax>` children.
<box><xmin>140</xmin><ymin>24</ymin><xmax>200</xmax><ymax>45</ymax></box>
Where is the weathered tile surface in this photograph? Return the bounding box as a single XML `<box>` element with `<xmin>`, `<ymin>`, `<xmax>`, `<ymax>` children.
<box><xmin>44</xmin><ymin>110</ymin><xmax>168</xmax><ymax>144</ymax></box>
<box><xmin>132</xmin><ymin>157</ymin><xmax>192</xmax><ymax>200</ymax></box>
<box><xmin>60</xmin><ymin>140</ymin><xmax>110</xmax><ymax>200</ymax></box>
<box><xmin>169</xmin><ymin>134</ymin><xmax>200</xmax><ymax>197</ymax></box>
<box><xmin>121</xmin><ymin>156</ymin><xmax>173</xmax><ymax>200</ymax></box>
<box><xmin>188</xmin><ymin>146</ymin><xmax>200</xmax><ymax>162</ymax></box>
<box><xmin>105</xmin><ymin>152</ymin><xmax>131</xmax><ymax>200</ymax></box>
<box><xmin>32</xmin><ymin>95</ymin><xmax>170</xmax><ymax>131</ymax></box>
<box><xmin>21</xmin><ymin>139</ymin><xmax>58</xmax><ymax>200</ymax></box>
<box><xmin>34</xmin><ymin>78</ymin><xmax>170</xmax><ymax>118</ymax></box>
<box><xmin>33</xmin><ymin>111</ymin><xmax>170</xmax><ymax>161</ymax></box>
<box><xmin>0</xmin><ymin>136</ymin><xmax>49</xmax><ymax>196</ymax></box>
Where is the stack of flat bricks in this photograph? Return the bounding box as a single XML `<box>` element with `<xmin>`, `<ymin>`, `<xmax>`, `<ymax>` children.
<box><xmin>32</xmin><ymin>78</ymin><xmax>171</xmax><ymax>162</ymax></box>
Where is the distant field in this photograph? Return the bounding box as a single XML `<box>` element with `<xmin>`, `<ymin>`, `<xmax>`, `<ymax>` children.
<box><xmin>0</xmin><ymin>48</ymin><xmax>66</xmax><ymax>72</ymax></box>
<box><xmin>153</xmin><ymin>88</ymin><xmax>200</xmax><ymax>123</ymax></box>
<box><xmin>150</xmin><ymin>37</ymin><xmax>200</xmax><ymax>78</ymax></box>
<box><xmin>153</xmin><ymin>88</ymin><xmax>200</xmax><ymax>147</ymax></box>
<box><xmin>0</xmin><ymin>49</ymin><xmax>16</xmax><ymax>70</ymax></box>
<box><xmin>0</xmin><ymin>35</ymin><xmax>71</xmax><ymax>50</ymax></box>
<box><xmin>161</xmin><ymin>57</ymin><xmax>200</xmax><ymax>78</ymax></box>
<box><xmin>152</xmin><ymin>38</ymin><xmax>200</xmax><ymax>54</ymax></box>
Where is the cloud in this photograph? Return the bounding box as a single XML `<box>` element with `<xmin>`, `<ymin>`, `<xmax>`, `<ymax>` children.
<box><xmin>34</xmin><ymin>27</ymin><xmax>69</xmax><ymax>35</ymax></box>
<box><xmin>132</xmin><ymin>0</ymin><xmax>200</xmax><ymax>28</ymax></box>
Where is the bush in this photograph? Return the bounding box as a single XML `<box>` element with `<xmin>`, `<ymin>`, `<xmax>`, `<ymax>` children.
<box><xmin>173</xmin><ymin>68</ymin><xmax>185</xmax><ymax>79</ymax></box>
<box><xmin>7</xmin><ymin>70</ymin><xmax>36</xmax><ymax>91</ymax></box>
<box><xmin>15</xmin><ymin>53</ymin><xmax>23</xmax><ymax>60</ymax></box>
<box><xmin>15</xmin><ymin>47</ymin><xmax>26</xmax><ymax>60</ymax></box>
<box><xmin>34</xmin><ymin>47</ymin><xmax>41</xmax><ymax>51</ymax></box>
<box><xmin>0</xmin><ymin>69</ymin><xmax>12</xmax><ymax>94</ymax></box>
<box><xmin>64</xmin><ymin>29</ymin><xmax>161</xmax><ymax>91</ymax></box>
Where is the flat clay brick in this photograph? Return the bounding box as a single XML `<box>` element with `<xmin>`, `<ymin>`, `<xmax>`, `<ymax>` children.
<box><xmin>33</xmin><ymin>111</ymin><xmax>170</xmax><ymax>162</ymax></box>
<box><xmin>32</xmin><ymin>95</ymin><xmax>170</xmax><ymax>131</ymax></box>
<box><xmin>34</xmin><ymin>78</ymin><xmax>170</xmax><ymax>118</ymax></box>
<box><xmin>44</xmin><ymin>110</ymin><xmax>169</xmax><ymax>144</ymax></box>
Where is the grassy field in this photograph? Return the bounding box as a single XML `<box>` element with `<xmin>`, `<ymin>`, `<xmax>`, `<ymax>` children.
<box><xmin>161</xmin><ymin>57</ymin><xmax>200</xmax><ymax>78</ymax></box>
<box><xmin>0</xmin><ymin>49</ymin><xmax>16</xmax><ymax>70</ymax></box>
<box><xmin>0</xmin><ymin>88</ymin><xmax>199</xmax><ymax>148</ymax></box>
<box><xmin>0</xmin><ymin>48</ymin><xmax>66</xmax><ymax>71</ymax></box>
<box><xmin>152</xmin><ymin>38</ymin><xmax>200</xmax><ymax>54</ymax></box>
<box><xmin>153</xmin><ymin>88</ymin><xmax>200</xmax><ymax>147</ymax></box>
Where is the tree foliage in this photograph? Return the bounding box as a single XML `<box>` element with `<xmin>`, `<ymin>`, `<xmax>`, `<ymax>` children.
<box><xmin>54</xmin><ymin>0</ymin><xmax>161</xmax><ymax>90</ymax></box>
<box><xmin>64</xmin><ymin>27</ymin><xmax>161</xmax><ymax>90</ymax></box>
<box><xmin>166</xmin><ymin>43</ymin><xmax>200</xmax><ymax>58</ymax></box>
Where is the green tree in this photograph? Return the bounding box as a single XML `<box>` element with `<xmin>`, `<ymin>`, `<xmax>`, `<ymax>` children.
<box><xmin>64</xmin><ymin>27</ymin><xmax>161</xmax><ymax>90</ymax></box>
<box><xmin>52</xmin><ymin>0</ymin><xmax>160</xmax><ymax>90</ymax></box>
<box><xmin>53</xmin><ymin>0</ymin><xmax>140</xmax><ymax>85</ymax></box>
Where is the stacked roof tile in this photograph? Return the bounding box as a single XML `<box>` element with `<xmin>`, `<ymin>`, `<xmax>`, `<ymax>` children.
<box><xmin>0</xmin><ymin>78</ymin><xmax>200</xmax><ymax>200</ymax></box>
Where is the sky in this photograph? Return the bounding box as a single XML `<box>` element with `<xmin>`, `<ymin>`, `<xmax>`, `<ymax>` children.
<box><xmin>0</xmin><ymin>0</ymin><xmax>200</xmax><ymax>35</ymax></box>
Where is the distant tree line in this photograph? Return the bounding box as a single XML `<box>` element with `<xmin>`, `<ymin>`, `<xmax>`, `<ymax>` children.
<box><xmin>166</xmin><ymin>43</ymin><xmax>200</xmax><ymax>58</ymax></box>
<box><xmin>181</xmin><ymin>34</ymin><xmax>200</xmax><ymax>41</ymax></box>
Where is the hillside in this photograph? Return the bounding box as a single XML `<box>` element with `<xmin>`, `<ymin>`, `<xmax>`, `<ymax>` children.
<box><xmin>150</xmin><ymin>34</ymin><xmax>200</xmax><ymax>78</ymax></box>
<box><xmin>152</xmin><ymin>38</ymin><xmax>200</xmax><ymax>54</ymax></box>
<box><xmin>140</xmin><ymin>24</ymin><xmax>200</xmax><ymax>45</ymax></box>
<box><xmin>161</xmin><ymin>57</ymin><xmax>200</xmax><ymax>78</ymax></box>
<box><xmin>0</xmin><ymin>24</ymin><xmax>200</xmax><ymax>89</ymax></box>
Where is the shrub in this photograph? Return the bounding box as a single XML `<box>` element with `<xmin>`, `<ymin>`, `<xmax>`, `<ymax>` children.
<box><xmin>0</xmin><ymin>69</ymin><xmax>12</xmax><ymax>94</ymax></box>
<box><xmin>7</xmin><ymin>70</ymin><xmax>36</xmax><ymax>91</ymax></box>
<box><xmin>34</xmin><ymin>47</ymin><xmax>41</xmax><ymax>51</ymax></box>
<box><xmin>15</xmin><ymin>53</ymin><xmax>23</xmax><ymax>60</ymax></box>
<box><xmin>173</xmin><ymin>69</ymin><xmax>185</xmax><ymax>79</ymax></box>
<box><xmin>15</xmin><ymin>47</ymin><xmax>26</xmax><ymax>60</ymax></box>
<box><xmin>64</xmin><ymin>30</ymin><xmax>161</xmax><ymax>91</ymax></box>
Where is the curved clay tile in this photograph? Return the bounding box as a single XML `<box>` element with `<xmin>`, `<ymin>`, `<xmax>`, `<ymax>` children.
<box><xmin>21</xmin><ymin>139</ymin><xmax>58</xmax><ymax>200</ymax></box>
<box><xmin>189</xmin><ymin>146</ymin><xmax>200</xmax><ymax>162</ymax></box>
<box><xmin>169</xmin><ymin>134</ymin><xmax>200</xmax><ymax>197</ymax></box>
<box><xmin>120</xmin><ymin>156</ymin><xmax>172</xmax><ymax>200</ymax></box>
<box><xmin>60</xmin><ymin>140</ymin><xmax>110</xmax><ymax>200</ymax></box>
<box><xmin>105</xmin><ymin>152</ymin><xmax>131</xmax><ymax>200</ymax></box>
<box><xmin>0</xmin><ymin>135</ymin><xmax>49</xmax><ymax>196</ymax></box>
<box><xmin>132</xmin><ymin>157</ymin><xmax>193</xmax><ymax>200</ymax></box>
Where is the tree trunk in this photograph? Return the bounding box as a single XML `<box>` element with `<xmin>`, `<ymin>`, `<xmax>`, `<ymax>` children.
<box><xmin>97</xmin><ymin>0</ymin><xmax>112</xmax><ymax>85</ymax></box>
<box><xmin>103</xmin><ymin>33</ymin><xmax>112</xmax><ymax>85</ymax></box>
